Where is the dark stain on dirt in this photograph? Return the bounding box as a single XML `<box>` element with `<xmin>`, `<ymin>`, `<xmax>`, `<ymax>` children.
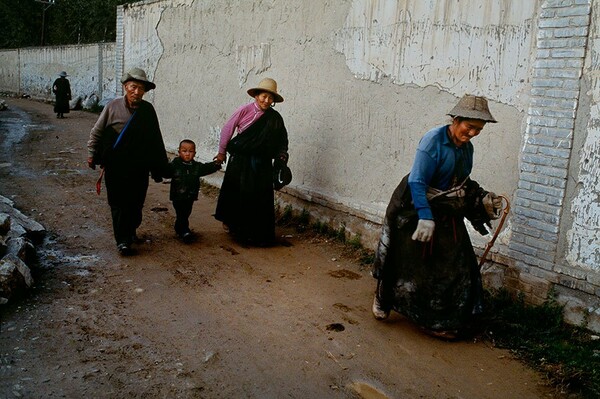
<box><xmin>328</xmin><ymin>269</ymin><xmax>362</xmax><ymax>280</ymax></box>
<box><xmin>326</xmin><ymin>323</ymin><xmax>345</xmax><ymax>332</ymax></box>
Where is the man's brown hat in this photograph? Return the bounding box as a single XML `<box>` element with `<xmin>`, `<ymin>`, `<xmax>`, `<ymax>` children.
<box><xmin>121</xmin><ymin>67</ymin><xmax>156</xmax><ymax>91</ymax></box>
<box><xmin>447</xmin><ymin>94</ymin><xmax>497</xmax><ymax>123</ymax></box>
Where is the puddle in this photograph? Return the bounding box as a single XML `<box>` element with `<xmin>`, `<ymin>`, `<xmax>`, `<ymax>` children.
<box><xmin>349</xmin><ymin>382</ymin><xmax>390</xmax><ymax>399</ymax></box>
<box><xmin>40</xmin><ymin>247</ymin><xmax>101</xmax><ymax>270</ymax></box>
<box><xmin>23</xmin><ymin>123</ymin><xmax>53</xmax><ymax>131</ymax></box>
<box><xmin>0</xmin><ymin>103</ymin><xmax>53</xmax><ymax>179</ymax></box>
<box><xmin>44</xmin><ymin>169</ymin><xmax>82</xmax><ymax>176</ymax></box>
<box><xmin>0</xmin><ymin>112</ymin><xmax>31</xmax><ymax>149</ymax></box>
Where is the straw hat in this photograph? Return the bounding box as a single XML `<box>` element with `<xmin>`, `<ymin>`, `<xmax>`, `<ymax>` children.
<box><xmin>121</xmin><ymin>67</ymin><xmax>156</xmax><ymax>91</ymax></box>
<box><xmin>247</xmin><ymin>78</ymin><xmax>284</xmax><ymax>103</ymax></box>
<box><xmin>59</xmin><ymin>71</ymin><xmax>68</xmax><ymax>77</ymax></box>
<box><xmin>447</xmin><ymin>94</ymin><xmax>496</xmax><ymax>123</ymax></box>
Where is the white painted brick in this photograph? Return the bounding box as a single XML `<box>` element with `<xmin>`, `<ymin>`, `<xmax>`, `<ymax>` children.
<box><xmin>555</xmin><ymin>5</ymin><xmax>591</xmax><ymax>17</ymax></box>
<box><xmin>551</xmin><ymin>48</ymin><xmax>586</xmax><ymax>58</ymax></box>
<box><xmin>553</xmin><ymin>26</ymin><xmax>589</xmax><ymax>37</ymax></box>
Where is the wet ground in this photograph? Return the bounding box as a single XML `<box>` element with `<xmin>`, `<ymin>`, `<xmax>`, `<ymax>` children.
<box><xmin>0</xmin><ymin>97</ymin><xmax>566</xmax><ymax>398</ymax></box>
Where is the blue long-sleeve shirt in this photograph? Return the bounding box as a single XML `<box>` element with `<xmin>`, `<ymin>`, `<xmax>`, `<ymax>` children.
<box><xmin>407</xmin><ymin>125</ymin><xmax>474</xmax><ymax>220</ymax></box>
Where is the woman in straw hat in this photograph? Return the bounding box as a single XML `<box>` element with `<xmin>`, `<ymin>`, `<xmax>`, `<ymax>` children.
<box><xmin>371</xmin><ymin>94</ymin><xmax>503</xmax><ymax>340</ymax></box>
<box><xmin>52</xmin><ymin>71</ymin><xmax>71</xmax><ymax>119</ymax></box>
<box><xmin>213</xmin><ymin>77</ymin><xmax>289</xmax><ymax>246</ymax></box>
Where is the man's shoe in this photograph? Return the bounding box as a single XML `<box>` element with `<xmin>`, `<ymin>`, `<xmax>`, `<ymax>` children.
<box><xmin>117</xmin><ymin>243</ymin><xmax>133</xmax><ymax>256</ymax></box>
<box><xmin>181</xmin><ymin>232</ymin><xmax>195</xmax><ymax>244</ymax></box>
<box><xmin>372</xmin><ymin>294</ymin><xmax>390</xmax><ymax>320</ymax></box>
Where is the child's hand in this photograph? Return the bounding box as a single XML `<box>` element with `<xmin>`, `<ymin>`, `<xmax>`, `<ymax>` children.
<box><xmin>214</xmin><ymin>153</ymin><xmax>226</xmax><ymax>165</ymax></box>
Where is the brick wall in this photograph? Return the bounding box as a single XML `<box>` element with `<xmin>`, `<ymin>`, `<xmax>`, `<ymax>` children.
<box><xmin>508</xmin><ymin>0</ymin><xmax>598</xmax><ymax>330</ymax></box>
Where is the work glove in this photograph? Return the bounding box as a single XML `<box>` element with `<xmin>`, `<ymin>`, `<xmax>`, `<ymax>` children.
<box><xmin>411</xmin><ymin>219</ymin><xmax>435</xmax><ymax>242</ymax></box>
<box><xmin>87</xmin><ymin>157</ymin><xmax>96</xmax><ymax>170</ymax></box>
<box><xmin>483</xmin><ymin>192</ymin><xmax>503</xmax><ymax>220</ymax></box>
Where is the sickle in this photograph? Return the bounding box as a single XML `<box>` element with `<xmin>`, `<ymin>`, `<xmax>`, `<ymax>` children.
<box><xmin>96</xmin><ymin>168</ymin><xmax>105</xmax><ymax>195</ymax></box>
<box><xmin>478</xmin><ymin>194</ymin><xmax>511</xmax><ymax>268</ymax></box>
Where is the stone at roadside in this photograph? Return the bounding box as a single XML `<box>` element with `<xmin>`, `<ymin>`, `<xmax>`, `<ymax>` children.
<box><xmin>0</xmin><ymin>99</ymin><xmax>7</xmax><ymax>111</ymax></box>
<box><xmin>6</xmin><ymin>236</ymin><xmax>36</xmax><ymax>265</ymax></box>
<box><xmin>82</xmin><ymin>94</ymin><xmax>99</xmax><ymax>110</ymax></box>
<box><xmin>69</xmin><ymin>96</ymin><xmax>82</xmax><ymax>110</ymax></box>
<box><xmin>0</xmin><ymin>195</ymin><xmax>45</xmax><ymax>243</ymax></box>
<box><xmin>0</xmin><ymin>236</ymin><xmax>6</xmax><ymax>258</ymax></box>
<box><xmin>0</xmin><ymin>254</ymin><xmax>34</xmax><ymax>303</ymax></box>
<box><xmin>0</xmin><ymin>212</ymin><xmax>10</xmax><ymax>235</ymax></box>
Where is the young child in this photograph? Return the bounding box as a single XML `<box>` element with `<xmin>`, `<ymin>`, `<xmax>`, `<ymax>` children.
<box><xmin>168</xmin><ymin>139</ymin><xmax>221</xmax><ymax>242</ymax></box>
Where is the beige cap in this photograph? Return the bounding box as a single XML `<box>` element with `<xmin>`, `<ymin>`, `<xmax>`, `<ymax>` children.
<box><xmin>447</xmin><ymin>94</ymin><xmax>496</xmax><ymax>123</ymax></box>
<box><xmin>121</xmin><ymin>67</ymin><xmax>156</xmax><ymax>91</ymax></box>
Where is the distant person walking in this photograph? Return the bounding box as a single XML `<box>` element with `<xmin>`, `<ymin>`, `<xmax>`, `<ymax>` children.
<box><xmin>86</xmin><ymin>67</ymin><xmax>169</xmax><ymax>255</ymax></box>
<box><xmin>52</xmin><ymin>71</ymin><xmax>71</xmax><ymax>119</ymax></box>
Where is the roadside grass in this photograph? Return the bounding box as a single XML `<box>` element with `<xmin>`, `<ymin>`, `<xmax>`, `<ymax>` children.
<box><xmin>482</xmin><ymin>291</ymin><xmax>600</xmax><ymax>399</ymax></box>
<box><xmin>276</xmin><ymin>205</ymin><xmax>600</xmax><ymax>399</ymax></box>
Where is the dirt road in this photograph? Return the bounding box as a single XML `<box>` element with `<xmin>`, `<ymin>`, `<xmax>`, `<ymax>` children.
<box><xmin>0</xmin><ymin>98</ymin><xmax>561</xmax><ymax>398</ymax></box>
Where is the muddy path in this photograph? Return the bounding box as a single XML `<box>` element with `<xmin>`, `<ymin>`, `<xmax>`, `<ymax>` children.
<box><xmin>0</xmin><ymin>98</ymin><xmax>562</xmax><ymax>398</ymax></box>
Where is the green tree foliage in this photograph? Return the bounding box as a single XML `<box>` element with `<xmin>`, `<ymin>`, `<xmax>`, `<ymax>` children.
<box><xmin>0</xmin><ymin>0</ymin><xmax>139</xmax><ymax>48</ymax></box>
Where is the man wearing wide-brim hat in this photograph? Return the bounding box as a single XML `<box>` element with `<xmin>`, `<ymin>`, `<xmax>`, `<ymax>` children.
<box><xmin>86</xmin><ymin>67</ymin><xmax>169</xmax><ymax>255</ymax></box>
<box><xmin>371</xmin><ymin>93</ymin><xmax>503</xmax><ymax>340</ymax></box>
<box><xmin>121</xmin><ymin>67</ymin><xmax>157</xmax><ymax>92</ymax></box>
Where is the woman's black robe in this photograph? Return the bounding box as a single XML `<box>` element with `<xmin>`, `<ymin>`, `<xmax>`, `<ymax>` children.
<box><xmin>52</xmin><ymin>77</ymin><xmax>71</xmax><ymax>114</ymax></box>
<box><xmin>373</xmin><ymin>174</ymin><xmax>493</xmax><ymax>332</ymax></box>
<box><xmin>215</xmin><ymin>107</ymin><xmax>288</xmax><ymax>245</ymax></box>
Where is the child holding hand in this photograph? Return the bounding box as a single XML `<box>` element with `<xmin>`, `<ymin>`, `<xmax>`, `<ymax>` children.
<box><xmin>169</xmin><ymin>139</ymin><xmax>221</xmax><ymax>242</ymax></box>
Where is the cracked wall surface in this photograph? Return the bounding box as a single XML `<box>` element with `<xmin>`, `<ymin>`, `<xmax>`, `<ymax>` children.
<box><xmin>334</xmin><ymin>0</ymin><xmax>538</xmax><ymax>109</ymax></box>
<box><xmin>567</xmin><ymin>0</ymin><xmax>600</xmax><ymax>272</ymax></box>
<box><xmin>123</xmin><ymin>0</ymin><xmax>526</xmax><ymax>238</ymax></box>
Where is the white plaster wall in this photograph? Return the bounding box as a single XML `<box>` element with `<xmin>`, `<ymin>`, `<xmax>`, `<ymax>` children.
<box><xmin>101</xmin><ymin>43</ymin><xmax>118</xmax><ymax>100</ymax></box>
<box><xmin>120</xmin><ymin>4</ymin><xmax>162</xmax><ymax>97</ymax></box>
<box><xmin>0</xmin><ymin>50</ymin><xmax>20</xmax><ymax>93</ymax></box>
<box><xmin>124</xmin><ymin>0</ymin><xmax>530</xmax><ymax>229</ymax></box>
<box><xmin>16</xmin><ymin>44</ymin><xmax>115</xmax><ymax>101</ymax></box>
<box><xmin>567</xmin><ymin>1</ymin><xmax>600</xmax><ymax>272</ymax></box>
<box><xmin>334</xmin><ymin>0</ymin><xmax>538</xmax><ymax>109</ymax></box>
<box><xmin>119</xmin><ymin>0</ymin><xmax>193</xmax><ymax>101</ymax></box>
